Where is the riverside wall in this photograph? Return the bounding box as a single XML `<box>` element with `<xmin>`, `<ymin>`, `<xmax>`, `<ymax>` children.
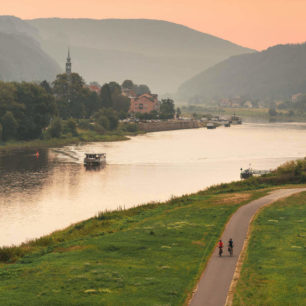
<box><xmin>138</xmin><ymin>120</ymin><xmax>202</xmax><ymax>132</ymax></box>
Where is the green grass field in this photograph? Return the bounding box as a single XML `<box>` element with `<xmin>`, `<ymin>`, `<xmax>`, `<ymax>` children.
<box><xmin>233</xmin><ymin>192</ymin><xmax>306</xmax><ymax>306</ymax></box>
<box><xmin>0</xmin><ymin>190</ymin><xmax>267</xmax><ymax>306</ymax></box>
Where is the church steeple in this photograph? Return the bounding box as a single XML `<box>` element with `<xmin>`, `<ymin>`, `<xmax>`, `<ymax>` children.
<box><xmin>66</xmin><ymin>48</ymin><xmax>71</xmax><ymax>74</ymax></box>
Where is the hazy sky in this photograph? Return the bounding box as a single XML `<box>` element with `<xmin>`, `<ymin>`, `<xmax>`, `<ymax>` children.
<box><xmin>1</xmin><ymin>0</ymin><xmax>305</xmax><ymax>50</ymax></box>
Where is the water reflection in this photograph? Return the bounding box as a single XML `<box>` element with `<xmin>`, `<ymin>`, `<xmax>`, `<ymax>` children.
<box><xmin>0</xmin><ymin>123</ymin><xmax>305</xmax><ymax>247</ymax></box>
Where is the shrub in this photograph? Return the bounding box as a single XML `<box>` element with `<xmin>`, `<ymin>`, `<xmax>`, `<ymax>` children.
<box><xmin>1</xmin><ymin>111</ymin><xmax>18</xmax><ymax>140</ymax></box>
<box><xmin>64</xmin><ymin>118</ymin><xmax>78</xmax><ymax>136</ymax></box>
<box><xmin>49</xmin><ymin>118</ymin><xmax>62</xmax><ymax>138</ymax></box>
<box><xmin>78</xmin><ymin>119</ymin><xmax>92</xmax><ymax>130</ymax></box>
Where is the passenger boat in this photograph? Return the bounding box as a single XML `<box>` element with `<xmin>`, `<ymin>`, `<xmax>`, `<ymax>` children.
<box><xmin>84</xmin><ymin>153</ymin><xmax>106</xmax><ymax>166</ymax></box>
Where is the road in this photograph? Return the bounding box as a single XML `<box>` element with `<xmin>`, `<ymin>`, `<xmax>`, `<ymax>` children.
<box><xmin>189</xmin><ymin>188</ymin><xmax>306</xmax><ymax>306</ymax></box>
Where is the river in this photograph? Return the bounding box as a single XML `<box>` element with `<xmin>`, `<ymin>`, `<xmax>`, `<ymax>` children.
<box><xmin>0</xmin><ymin>122</ymin><xmax>305</xmax><ymax>247</ymax></box>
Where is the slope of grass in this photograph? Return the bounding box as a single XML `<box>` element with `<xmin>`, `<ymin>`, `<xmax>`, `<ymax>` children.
<box><xmin>233</xmin><ymin>192</ymin><xmax>306</xmax><ymax>306</ymax></box>
<box><xmin>0</xmin><ymin>189</ymin><xmax>266</xmax><ymax>306</ymax></box>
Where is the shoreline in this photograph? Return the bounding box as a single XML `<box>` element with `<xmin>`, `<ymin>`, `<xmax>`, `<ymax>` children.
<box><xmin>0</xmin><ymin>120</ymin><xmax>203</xmax><ymax>152</ymax></box>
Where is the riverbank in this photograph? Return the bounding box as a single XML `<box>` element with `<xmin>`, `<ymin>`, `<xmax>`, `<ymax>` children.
<box><xmin>0</xmin><ymin>159</ymin><xmax>305</xmax><ymax>305</ymax></box>
<box><xmin>0</xmin><ymin>129</ymin><xmax>137</xmax><ymax>151</ymax></box>
<box><xmin>0</xmin><ymin>120</ymin><xmax>203</xmax><ymax>151</ymax></box>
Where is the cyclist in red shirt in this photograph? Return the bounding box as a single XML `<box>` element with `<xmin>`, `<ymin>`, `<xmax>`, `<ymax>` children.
<box><xmin>218</xmin><ymin>240</ymin><xmax>224</xmax><ymax>256</ymax></box>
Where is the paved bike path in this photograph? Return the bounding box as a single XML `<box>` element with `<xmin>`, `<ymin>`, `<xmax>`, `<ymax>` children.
<box><xmin>189</xmin><ymin>188</ymin><xmax>306</xmax><ymax>306</ymax></box>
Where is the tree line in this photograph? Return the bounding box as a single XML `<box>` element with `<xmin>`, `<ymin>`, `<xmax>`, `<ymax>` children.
<box><xmin>0</xmin><ymin>74</ymin><xmax>178</xmax><ymax>142</ymax></box>
<box><xmin>0</xmin><ymin>73</ymin><xmax>132</xmax><ymax>141</ymax></box>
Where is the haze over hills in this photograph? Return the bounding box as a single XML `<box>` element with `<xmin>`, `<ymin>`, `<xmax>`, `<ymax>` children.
<box><xmin>0</xmin><ymin>16</ymin><xmax>61</xmax><ymax>82</ymax></box>
<box><xmin>178</xmin><ymin>43</ymin><xmax>306</xmax><ymax>103</ymax></box>
<box><xmin>27</xmin><ymin>18</ymin><xmax>254</xmax><ymax>93</ymax></box>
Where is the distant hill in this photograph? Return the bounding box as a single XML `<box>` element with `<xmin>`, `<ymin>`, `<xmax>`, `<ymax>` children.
<box><xmin>178</xmin><ymin>43</ymin><xmax>306</xmax><ymax>102</ymax></box>
<box><xmin>27</xmin><ymin>18</ymin><xmax>253</xmax><ymax>93</ymax></box>
<box><xmin>0</xmin><ymin>16</ymin><xmax>61</xmax><ymax>82</ymax></box>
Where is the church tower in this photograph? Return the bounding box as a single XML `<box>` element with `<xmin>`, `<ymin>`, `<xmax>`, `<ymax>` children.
<box><xmin>66</xmin><ymin>49</ymin><xmax>72</xmax><ymax>74</ymax></box>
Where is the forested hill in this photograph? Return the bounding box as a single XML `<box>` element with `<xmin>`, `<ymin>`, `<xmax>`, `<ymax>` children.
<box><xmin>0</xmin><ymin>16</ymin><xmax>61</xmax><ymax>82</ymax></box>
<box><xmin>27</xmin><ymin>18</ymin><xmax>253</xmax><ymax>93</ymax></box>
<box><xmin>178</xmin><ymin>43</ymin><xmax>306</xmax><ymax>102</ymax></box>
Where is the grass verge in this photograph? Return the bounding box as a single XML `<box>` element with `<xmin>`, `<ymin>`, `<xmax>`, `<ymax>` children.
<box><xmin>0</xmin><ymin>130</ymin><xmax>136</xmax><ymax>151</ymax></box>
<box><xmin>0</xmin><ymin>189</ymin><xmax>267</xmax><ymax>305</ymax></box>
<box><xmin>232</xmin><ymin>191</ymin><xmax>306</xmax><ymax>306</ymax></box>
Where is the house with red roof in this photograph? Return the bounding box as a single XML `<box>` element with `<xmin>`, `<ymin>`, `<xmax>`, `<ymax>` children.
<box><xmin>129</xmin><ymin>93</ymin><xmax>160</xmax><ymax>114</ymax></box>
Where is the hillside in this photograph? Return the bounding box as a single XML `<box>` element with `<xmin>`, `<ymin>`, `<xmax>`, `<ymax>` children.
<box><xmin>178</xmin><ymin>43</ymin><xmax>306</xmax><ymax>102</ymax></box>
<box><xmin>27</xmin><ymin>18</ymin><xmax>253</xmax><ymax>93</ymax></box>
<box><xmin>0</xmin><ymin>16</ymin><xmax>61</xmax><ymax>82</ymax></box>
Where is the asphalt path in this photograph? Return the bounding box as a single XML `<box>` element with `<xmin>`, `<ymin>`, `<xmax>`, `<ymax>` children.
<box><xmin>189</xmin><ymin>188</ymin><xmax>306</xmax><ymax>306</ymax></box>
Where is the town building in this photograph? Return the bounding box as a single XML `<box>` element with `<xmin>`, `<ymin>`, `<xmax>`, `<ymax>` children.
<box><xmin>129</xmin><ymin>93</ymin><xmax>160</xmax><ymax>114</ymax></box>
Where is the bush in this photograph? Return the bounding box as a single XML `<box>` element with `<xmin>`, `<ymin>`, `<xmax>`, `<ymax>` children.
<box><xmin>94</xmin><ymin>123</ymin><xmax>106</xmax><ymax>134</ymax></box>
<box><xmin>64</xmin><ymin>118</ymin><xmax>78</xmax><ymax>136</ymax></box>
<box><xmin>49</xmin><ymin>118</ymin><xmax>62</xmax><ymax>138</ymax></box>
<box><xmin>121</xmin><ymin>122</ymin><xmax>138</xmax><ymax>132</ymax></box>
<box><xmin>78</xmin><ymin>119</ymin><xmax>92</xmax><ymax>130</ymax></box>
<box><xmin>0</xmin><ymin>246</ymin><xmax>25</xmax><ymax>263</ymax></box>
<box><xmin>1</xmin><ymin>111</ymin><xmax>18</xmax><ymax>141</ymax></box>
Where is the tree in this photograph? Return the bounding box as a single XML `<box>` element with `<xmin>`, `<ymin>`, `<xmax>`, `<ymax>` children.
<box><xmin>49</xmin><ymin>118</ymin><xmax>62</xmax><ymax>138</ymax></box>
<box><xmin>160</xmin><ymin>99</ymin><xmax>175</xmax><ymax>119</ymax></box>
<box><xmin>0</xmin><ymin>123</ymin><xmax>2</xmax><ymax>142</ymax></box>
<box><xmin>15</xmin><ymin>83</ymin><xmax>56</xmax><ymax>140</ymax></box>
<box><xmin>84</xmin><ymin>91</ymin><xmax>101</xmax><ymax>117</ymax></box>
<box><xmin>49</xmin><ymin>117</ymin><xmax>62</xmax><ymax>138</ymax></box>
<box><xmin>100</xmin><ymin>84</ymin><xmax>113</xmax><ymax>108</ymax></box>
<box><xmin>112</xmin><ymin>94</ymin><xmax>131</xmax><ymax>113</ymax></box>
<box><xmin>93</xmin><ymin>108</ymin><xmax>119</xmax><ymax>131</ymax></box>
<box><xmin>53</xmin><ymin>73</ymin><xmax>86</xmax><ymax>119</ymax></box>
<box><xmin>134</xmin><ymin>84</ymin><xmax>151</xmax><ymax>96</ymax></box>
<box><xmin>1</xmin><ymin>111</ymin><xmax>18</xmax><ymax>140</ymax></box>
<box><xmin>40</xmin><ymin>80</ymin><xmax>52</xmax><ymax>94</ymax></box>
<box><xmin>122</xmin><ymin>80</ymin><xmax>134</xmax><ymax>89</ymax></box>
<box><xmin>101</xmin><ymin>81</ymin><xmax>130</xmax><ymax>114</ymax></box>
<box><xmin>108</xmin><ymin>81</ymin><xmax>122</xmax><ymax>96</ymax></box>
<box><xmin>176</xmin><ymin>107</ymin><xmax>181</xmax><ymax>119</ymax></box>
<box><xmin>64</xmin><ymin>118</ymin><xmax>78</xmax><ymax>136</ymax></box>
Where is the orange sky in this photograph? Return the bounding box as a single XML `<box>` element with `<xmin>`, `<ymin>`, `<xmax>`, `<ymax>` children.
<box><xmin>1</xmin><ymin>0</ymin><xmax>305</xmax><ymax>50</ymax></box>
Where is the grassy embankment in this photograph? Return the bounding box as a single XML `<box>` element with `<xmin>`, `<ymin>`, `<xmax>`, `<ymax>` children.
<box><xmin>0</xmin><ymin>127</ymin><xmax>142</xmax><ymax>151</ymax></box>
<box><xmin>0</xmin><ymin>159</ymin><xmax>305</xmax><ymax>305</ymax></box>
<box><xmin>232</xmin><ymin>191</ymin><xmax>306</xmax><ymax>306</ymax></box>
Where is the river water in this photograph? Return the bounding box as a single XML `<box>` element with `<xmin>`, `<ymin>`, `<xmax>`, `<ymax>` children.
<box><xmin>0</xmin><ymin>122</ymin><xmax>305</xmax><ymax>247</ymax></box>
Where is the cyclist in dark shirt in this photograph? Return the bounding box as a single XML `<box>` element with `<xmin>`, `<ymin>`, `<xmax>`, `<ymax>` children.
<box><xmin>228</xmin><ymin>238</ymin><xmax>234</xmax><ymax>256</ymax></box>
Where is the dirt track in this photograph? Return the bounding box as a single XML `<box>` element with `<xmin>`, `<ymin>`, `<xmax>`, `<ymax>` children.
<box><xmin>189</xmin><ymin>188</ymin><xmax>306</xmax><ymax>306</ymax></box>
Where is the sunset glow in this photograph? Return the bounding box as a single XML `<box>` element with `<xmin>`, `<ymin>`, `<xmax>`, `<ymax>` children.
<box><xmin>1</xmin><ymin>0</ymin><xmax>305</xmax><ymax>50</ymax></box>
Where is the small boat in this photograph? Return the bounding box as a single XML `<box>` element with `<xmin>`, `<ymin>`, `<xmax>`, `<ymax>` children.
<box><xmin>224</xmin><ymin>121</ymin><xmax>231</xmax><ymax>127</ymax></box>
<box><xmin>84</xmin><ymin>153</ymin><xmax>106</xmax><ymax>167</ymax></box>
<box><xmin>206</xmin><ymin>122</ymin><xmax>216</xmax><ymax>129</ymax></box>
<box><xmin>230</xmin><ymin>115</ymin><xmax>242</xmax><ymax>125</ymax></box>
<box><xmin>240</xmin><ymin>168</ymin><xmax>271</xmax><ymax>179</ymax></box>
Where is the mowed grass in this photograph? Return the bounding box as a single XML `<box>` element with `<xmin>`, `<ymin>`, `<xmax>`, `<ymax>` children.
<box><xmin>233</xmin><ymin>191</ymin><xmax>306</xmax><ymax>306</ymax></box>
<box><xmin>0</xmin><ymin>190</ymin><xmax>265</xmax><ymax>306</ymax></box>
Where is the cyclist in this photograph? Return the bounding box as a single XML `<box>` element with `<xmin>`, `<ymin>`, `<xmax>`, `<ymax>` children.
<box><xmin>228</xmin><ymin>238</ymin><xmax>234</xmax><ymax>256</ymax></box>
<box><xmin>218</xmin><ymin>240</ymin><xmax>224</xmax><ymax>256</ymax></box>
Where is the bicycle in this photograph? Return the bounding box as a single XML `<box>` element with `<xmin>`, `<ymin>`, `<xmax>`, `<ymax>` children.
<box><xmin>219</xmin><ymin>247</ymin><xmax>223</xmax><ymax>257</ymax></box>
<box><xmin>228</xmin><ymin>246</ymin><xmax>233</xmax><ymax>256</ymax></box>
